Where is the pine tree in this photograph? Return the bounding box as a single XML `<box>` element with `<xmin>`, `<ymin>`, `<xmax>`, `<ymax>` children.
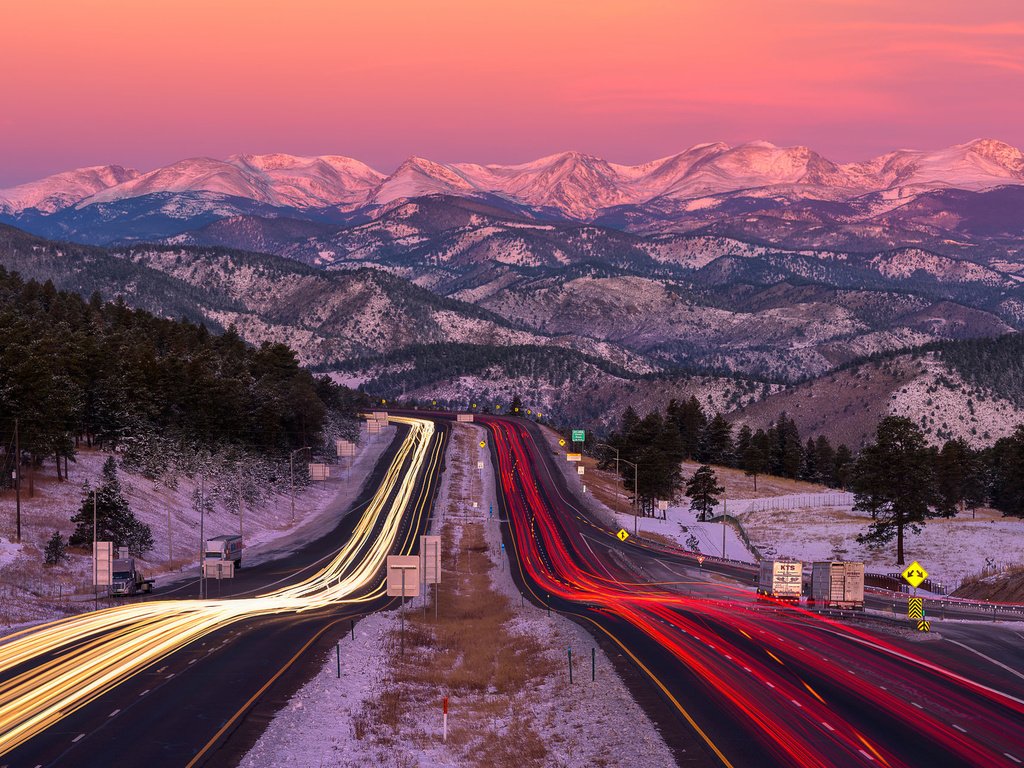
<box><xmin>851</xmin><ymin>417</ymin><xmax>939</xmax><ymax>565</ymax></box>
<box><xmin>69</xmin><ymin>457</ymin><xmax>154</xmax><ymax>556</ymax></box>
<box><xmin>686</xmin><ymin>465</ymin><xmax>724</xmax><ymax>522</ymax></box>
<box><xmin>986</xmin><ymin>426</ymin><xmax>1024</xmax><ymax>517</ymax></box>
<box><xmin>44</xmin><ymin>531</ymin><xmax>68</xmax><ymax>565</ymax></box>
<box><xmin>700</xmin><ymin>413</ymin><xmax>734</xmax><ymax>465</ymax></box>
<box><xmin>832</xmin><ymin>444</ymin><xmax>853</xmax><ymax>489</ymax></box>
<box><xmin>743</xmin><ymin>429</ymin><xmax>770</xmax><ymax>491</ymax></box>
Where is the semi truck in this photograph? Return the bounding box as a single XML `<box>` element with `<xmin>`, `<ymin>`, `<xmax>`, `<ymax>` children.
<box><xmin>205</xmin><ymin>534</ymin><xmax>243</xmax><ymax>568</ymax></box>
<box><xmin>757</xmin><ymin>558</ymin><xmax>803</xmax><ymax>602</ymax></box>
<box><xmin>808</xmin><ymin>561</ymin><xmax>865</xmax><ymax>610</ymax></box>
<box><xmin>109</xmin><ymin>558</ymin><xmax>154</xmax><ymax>596</ymax></box>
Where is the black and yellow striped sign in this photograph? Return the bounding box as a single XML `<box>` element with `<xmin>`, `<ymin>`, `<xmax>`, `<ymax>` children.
<box><xmin>917</xmin><ymin>620</ymin><xmax>930</xmax><ymax>632</ymax></box>
<box><xmin>908</xmin><ymin>597</ymin><xmax>924</xmax><ymax>619</ymax></box>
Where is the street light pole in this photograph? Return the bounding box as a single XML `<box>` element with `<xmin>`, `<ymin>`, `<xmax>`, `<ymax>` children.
<box><xmin>289</xmin><ymin>446</ymin><xmax>309</xmax><ymax>525</ymax></box>
<box><xmin>14</xmin><ymin>418</ymin><xmax>21</xmax><ymax>543</ymax></box>
<box><xmin>619</xmin><ymin>458</ymin><xmax>639</xmax><ymax>535</ymax></box>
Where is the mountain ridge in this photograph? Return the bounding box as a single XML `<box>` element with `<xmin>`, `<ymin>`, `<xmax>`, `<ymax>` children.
<box><xmin>4</xmin><ymin>139</ymin><xmax>1023</xmax><ymax>221</ymax></box>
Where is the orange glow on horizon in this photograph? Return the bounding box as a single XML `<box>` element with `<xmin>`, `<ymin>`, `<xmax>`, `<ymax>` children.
<box><xmin>1</xmin><ymin>0</ymin><xmax>1022</xmax><ymax>184</ymax></box>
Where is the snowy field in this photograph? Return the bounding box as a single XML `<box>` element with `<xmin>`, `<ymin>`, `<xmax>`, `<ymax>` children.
<box><xmin>0</xmin><ymin>425</ymin><xmax>395</xmax><ymax>630</ymax></box>
<box><xmin>535</xmin><ymin>425</ymin><xmax>1023</xmax><ymax>592</ymax></box>
<box><xmin>243</xmin><ymin>423</ymin><xmax>676</xmax><ymax>768</ymax></box>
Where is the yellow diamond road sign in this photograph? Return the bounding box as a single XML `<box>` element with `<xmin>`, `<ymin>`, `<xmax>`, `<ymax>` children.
<box><xmin>558</xmin><ymin>438</ymin><xmax>566</xmax><ymax>446</ymax></box>
<box><xmin>902</xmin><ymin>561</ymin><xmax>929</xmax><ymax>589</ymax></box>
<box><xmin>479</xmin><ymin>440</ymin><xmax>486</xmax><ymax>449</ymax></box>
<box><xmin>616</xmin><ymin>529</ymin><xmax>629</xmax><ymax>542</ymax></box>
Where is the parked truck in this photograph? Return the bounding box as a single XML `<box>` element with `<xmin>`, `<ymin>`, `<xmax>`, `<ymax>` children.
<box><xmin>109</xmin><ymin>558</ymin><xmax>154</xmax><ymax>596</ymax></box>
<box><xmin>757</xmin><ymin>558</ymin><xmax>803</xmax><ymax>602</ymax></box>
<box><xmin>205</xmin><ymin>534</ymin><xmax>243</xmax><ymax>568</ymax></box>
<box><xmin>808</xmin><ymin>561</ymin><xmax>865</xmax><ymax>610</ymax></box>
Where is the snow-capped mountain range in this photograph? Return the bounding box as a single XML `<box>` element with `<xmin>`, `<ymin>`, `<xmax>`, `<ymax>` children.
<box><xmin>3</xmin><ymin>139</ymin><xmax>1023</xmax><ymax>219</ymax></box>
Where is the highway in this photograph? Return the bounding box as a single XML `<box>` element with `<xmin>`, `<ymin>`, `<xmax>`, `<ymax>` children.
<box><xmin>481</xmin><ymin>415</ymin><xmax>1024</xmax><ymax>768</ymax></box>
<box><xmin>0</xmin><ymin>415</ymin><xmax>447</xmax><ymax>767</ymax></box>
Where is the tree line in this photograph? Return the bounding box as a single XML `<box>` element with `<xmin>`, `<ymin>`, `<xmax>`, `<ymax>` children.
<box><xmin>593</xmin><ymin>398</ymin><xmax>1024</xmax><ymax>564</ymax></box>
<box><xmin>0</xmin><ymin>267</ymin><xmax>368</xmax><ymax>487</ymax></box>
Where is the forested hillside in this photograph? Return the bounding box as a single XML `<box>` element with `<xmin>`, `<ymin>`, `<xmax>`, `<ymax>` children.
<box><xmin>0</xmin><ymin>266</ymin><xmax>367</xmax><ymax>483</ymax></box>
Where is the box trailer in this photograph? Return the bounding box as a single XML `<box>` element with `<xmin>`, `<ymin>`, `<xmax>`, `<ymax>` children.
<box><xmin>205</xmin><ymin>534</ymin><xmax>243</xmax><ymax>568</ymax></box>
<box><xmin>757</xmin><ymin>559</ymin><xmax>802</xmax><ymax>602</ymax></box>
<box><xmin>809</xmin><ymin>561</ymin><xmax>864</xmax><ymax>610</ymax></box>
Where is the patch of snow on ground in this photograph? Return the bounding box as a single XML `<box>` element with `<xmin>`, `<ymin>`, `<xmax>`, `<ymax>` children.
<box><xmin>242</xmin><ymin>423</ymin><xmax>676</xmax><ymax>768</ymax></box>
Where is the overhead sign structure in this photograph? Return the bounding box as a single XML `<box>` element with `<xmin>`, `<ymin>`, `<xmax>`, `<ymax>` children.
<box><xmin>420</xmin><ymin>535</ymin><xmax>441</xmax><ymax>585</ymax></box>
<box><xmin>902</xmin><ymin>561</ymin><xmax>929</xmax><ymax>589</ymax></box>
<box><xmin>94</xmin><ymin>541</ymin><xmax>113</xmax><ymax>586</ymax></box>
<box><xmin>386</xmin><ymin>555</ymin><xmax>421</xmax><ymax>598</ymax></box>
<box><xmin>571</xmin><ymin>430</ymin><xmax>585</xmax><ymax>443</ymax></box>
<box><xmin>566</xmin><ymin>453</ymin><xmax>582</xmax><ymax>462</ymax></box>
<box><xmin>616</xmin><ymin>529</ymin><xmax>630</xmax><ymax>542</ymax></box>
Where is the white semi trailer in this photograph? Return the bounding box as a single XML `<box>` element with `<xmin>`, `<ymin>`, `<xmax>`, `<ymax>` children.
<box><xmin>757</xmin><ymin>559</ymin><xmax>803</xmax><ymax>602</ymax></box>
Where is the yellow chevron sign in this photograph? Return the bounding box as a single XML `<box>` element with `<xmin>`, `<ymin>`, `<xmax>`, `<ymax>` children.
<box><xmin>907</xmin><ymin>597</ymin><xmax>924</xmax><ymax>619</ymax></box>
<box><xmin>902</xmin><ymin>561</ymin><xmax>929</xmax><ymax>589</ymax></box>
<box><xmin>917</xmin><ymin>620</ymin><xmax>931</xmax><ymax>632</ymax></box>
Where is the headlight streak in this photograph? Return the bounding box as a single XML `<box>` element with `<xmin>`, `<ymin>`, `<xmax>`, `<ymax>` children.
<box><xmin>483</xmin><ymin>416</ymin><xmax>1024</xmax><ymax>768</ymax></box>
<box><xmin>0</xmin><ymin>417</ymin><xmax>436</xmax><ymax>758</ymax></box>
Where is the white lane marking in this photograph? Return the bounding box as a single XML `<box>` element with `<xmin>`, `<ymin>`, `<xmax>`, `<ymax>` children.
<box><xmin>188</xmin><ymin>659</ymin><xmax>197</xmax><ymax>665</ymax></box>
<box><xmin>166</xmin><ymin>673</ymin><xmax>175</xmax><ymax>679</ymax></box>
<box><xmin>790</xmin><ymin>699</ymin><xmax>802</xmax><ymax>708</ymax></box>
<box><xmin>912</xmin><ymin>701</ymin><xmax>924</xmax><ymax>709</ymax></box>
<box><xmin>743</xmin><ymin>666</ymin><xmax>752</xmax><ymax>672</ymax></box>
<box><xmin>879</xmin><ymin>685</ymin><xmax>887</xmax><ymax>690</ymax></box>
<box><xmin>72</xmin><ymin>733</ymin><xmax>85</xmax><ymax>743</ymax></box>
<box><xmin>858</xmin><ymin>749</ymin><xmax>875</xmax><ymax>761</ymax></box>
<box><xmin>1005</xmin><ymin>753</ymin><xmax>1022</xmax><ymax>764</ymax></box>
<box><xmin>139</xmin><ymin>689</ymin><xmax>149</xmax><ymax>696</ymax></box>
<box><xmin>765</xmin><ymin>681</ymin><xmax>775</xmax><ymax>688</ymax></box>
<box><xmin>815</xmin><ymin>627</ymin><xmax>1024</xmax><ymax>707</ymax></box>
<box><xmin>945</xmin><ymin>639</ymin><xmax>1024</xmax><ymax>684</ymax></box>
<box><xmin>821</xmin><ymin>721</ymin><xmax>835</xmax><ymax>731</ymax></box>
<box><xmin>953</xmin><ymin>724</ymin><xmax>967</xmax><ymax>733</ymax></box>
<box><xmin>156</xmin><ymin>666</ymin><xmax>166</xmax><ymax>673</ymax></box>
<box><xmin>108</xmin><ymin>709</ymin><xmax>120</xmax><ymax>718</ymax></box>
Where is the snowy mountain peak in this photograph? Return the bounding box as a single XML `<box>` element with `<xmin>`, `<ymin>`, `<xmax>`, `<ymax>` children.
<box><xmin>5</xmin><ymin>139</ymin><xmax>1024</xmax><ymax>219</ymax></box>
<box><xmin>0</xmin><ymin>165</ymin><xmax>139</xmax><ymax>213</ymax></box>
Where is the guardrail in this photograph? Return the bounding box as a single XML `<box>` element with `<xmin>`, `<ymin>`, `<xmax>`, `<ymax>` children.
<box><xmin>865</xmin><ymin>572</ymin><xmax>948</xmax><ymax>595</ymax></box>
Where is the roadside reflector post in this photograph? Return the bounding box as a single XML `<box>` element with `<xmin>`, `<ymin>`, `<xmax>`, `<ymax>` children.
<box><xmin>568</xmin><ymin>647</ymin><xmax>573</xmax><ymax>684</ymax></box>
<box><xmin>336</xmin><ymin>642</ymin><xmax>341</xmax><ymax>678</ymax></box>
<box><xmin>592</xmin><ymin>647</ymin><xmax>596</xmax><ymax>682</ymax></box>
<box><xmin>351</xmin><ymin>618</ymin><xmax>355</xmax><ymax>641</ymax></box>
<box><xmin>443</xmin><ymin>696</ymin><xmax>448</xmax><ymax>742</ymax></box>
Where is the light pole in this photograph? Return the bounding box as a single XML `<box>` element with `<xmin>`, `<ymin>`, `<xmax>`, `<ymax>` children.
<box><xmin>594</xmin><ymin>442</ymin><xmax>621</xmax><ymax>511</ymax></box>
<box><xmin>289</xmin><ymin>446</ymin><xmax>310</xmax><ymax>525</ymax></box>
<box><xmin>619</xmin><ymin>458</ymin><xmax>640</xmax><ymax>535</ymax></box>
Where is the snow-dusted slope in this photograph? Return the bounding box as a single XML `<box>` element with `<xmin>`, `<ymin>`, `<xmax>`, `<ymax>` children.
<box><xmin>0</xmin><ymin>165</ymin><xmax>139</xmax><ymax>213</ymax></box>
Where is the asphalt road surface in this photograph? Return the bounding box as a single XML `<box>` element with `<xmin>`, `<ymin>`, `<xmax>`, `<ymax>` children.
<box><xmin>0</xmin><ymin>417</ymin><xmax>448</xmax><ymax>768</ymax></box>
<box><xmin>481</xmin><ymin>415</ymin><xmax>1024</xmax><ymax>768</ymax></box>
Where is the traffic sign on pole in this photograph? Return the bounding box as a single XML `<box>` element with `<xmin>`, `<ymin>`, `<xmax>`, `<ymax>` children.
<box><xmin>907</xmin><ymin>596</ymin><xmax>924</xmax><ymax>619</ymax></box>
<box><xmin>616</xmin><ymin>529</ymin><xmax>629</xmax><ymax>542</ymax></box>
<box><xmin>571</xmin><ymin>430</ymin><xmax>585</xmax><ymax>443</ymax></box>
<box><xmin>902</xmin><ymin>561</ymin><xmax>929</xmax><ymax>589</ymax></box>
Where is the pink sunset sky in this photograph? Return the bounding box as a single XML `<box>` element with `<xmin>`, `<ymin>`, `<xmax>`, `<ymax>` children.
<box><xmin>1</xmin><ymin>0</ymin><xmax>1023</xmax><ymax>185</ymax></box>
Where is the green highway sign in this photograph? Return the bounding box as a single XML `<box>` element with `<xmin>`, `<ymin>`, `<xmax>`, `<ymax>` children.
<box><xmin>571</xmin><ymin>430</ymin><xmax>585</xmax><ymax>443</ymax></box>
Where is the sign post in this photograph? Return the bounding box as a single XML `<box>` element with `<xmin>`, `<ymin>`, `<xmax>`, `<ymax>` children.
<box><xmin>902</xmin><ymin>561</ymin><xmax>930</xmax><ymax>631</ymax></box>
<box><xmin>387</xmin><ymin>555</ymin><xmax>420</xmax><ymax>655</ymax></box>
<box><xmin>443</xmin><ymin>696</ymin><xmax>448</xmax><ymax>742</ymax></box>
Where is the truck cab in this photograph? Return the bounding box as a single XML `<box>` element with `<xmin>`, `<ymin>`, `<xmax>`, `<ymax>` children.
<box><xmin>205</xmin><ymin>534</ymin><xmax>243</xmax><ymax>568</ymax></box>
<box><xmin>109</xmin><ymin>558</ymin><xmax>153</xmax><ymax>596</ymax></box>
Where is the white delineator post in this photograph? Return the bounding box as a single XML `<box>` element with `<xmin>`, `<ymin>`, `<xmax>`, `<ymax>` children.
<box><xmin>443</xmin><ymin>696</ymin><xmax>448</xmax><ymax>742</ymax></box>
